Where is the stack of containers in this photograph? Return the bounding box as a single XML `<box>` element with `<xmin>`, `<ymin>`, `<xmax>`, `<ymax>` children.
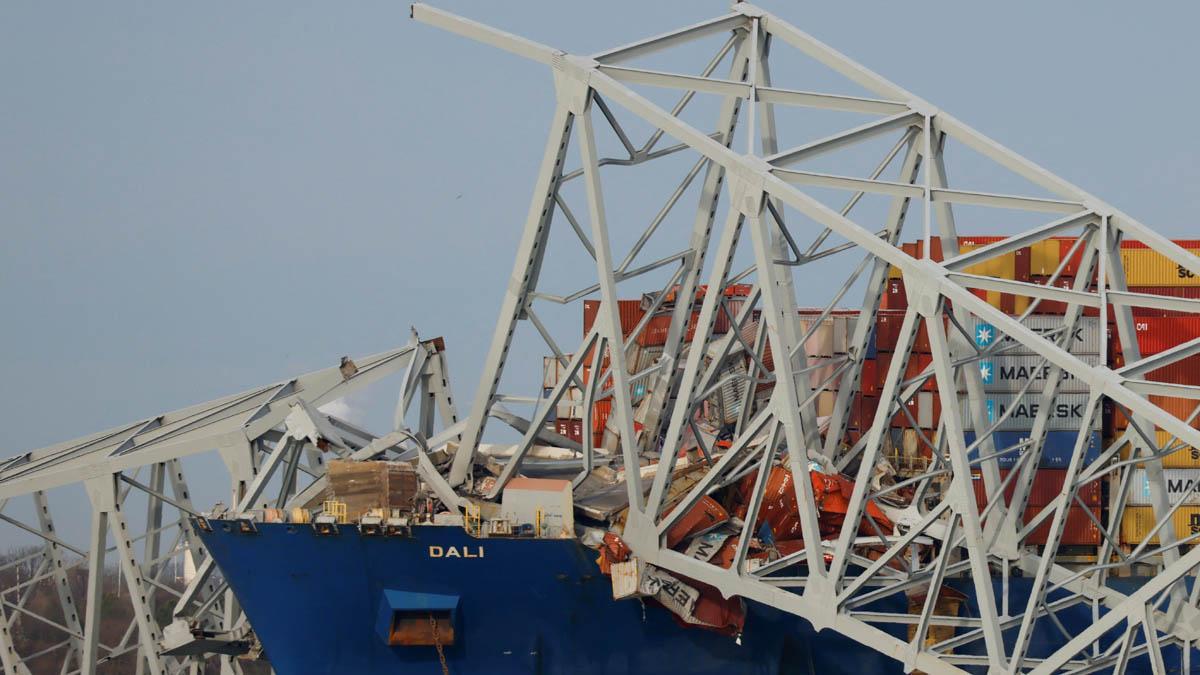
<box><xmin>739</xmin><ymin>310</ymin><xmax>861</xmax><ymax>421</ymax></box>
<box><xmin>971</xmin><ymin>470</ymin><xmax>1102</xmax><ymax>545</ymax></box>
<box><xmin>1110</xmin><ymin>315</ymin><xmax>1200</xmax><ymax>547</ymax></box>
<box><xmin>1099</xmin><ymin>242</ymin><xmax>1200</xmax><ymax>549</ymax></box>
<box><xmin>886</xmin><ymin>236</ymin><xmax>1105</xmax><ymax>546</ymax></box>
<box><xmin>550</xmin><ymin>237</ymin><xmax>1200</xmax><ymax>552</ymax></box>
<box><xmin>883</xmin><ymin>237</ymin><xmax>1030</xmax><ymax>313</ymax></box>
<box><xmin>551</xmin><ymin>286</ymin><xmax>756</xmax><ymax>446</ymax></box>
<box><xmin>965</xmin><ymin>314</ymin><xmax>1104</xmax><ymax>546</ymax></box>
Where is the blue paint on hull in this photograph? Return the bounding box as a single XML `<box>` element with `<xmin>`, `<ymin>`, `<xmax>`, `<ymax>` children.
<box><xmin>197</xmin><ymin>521</ymin><xmax>1194</xmax><ymax>674</ymax></box>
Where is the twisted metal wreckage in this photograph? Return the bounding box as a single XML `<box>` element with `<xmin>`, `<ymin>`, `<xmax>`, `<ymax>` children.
<box><xmin>3</xmin><ymin>3</ymin><xmax>1200</xmax><ymax>673</ymax></box>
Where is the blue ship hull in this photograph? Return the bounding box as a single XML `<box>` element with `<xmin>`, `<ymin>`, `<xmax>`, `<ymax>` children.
<box><xmin>197</xmin><ymin>520</ymin><xmax>1194</xmax><ymax>674</ymax></box>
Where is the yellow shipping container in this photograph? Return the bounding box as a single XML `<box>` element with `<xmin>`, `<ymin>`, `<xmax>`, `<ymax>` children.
<box><xmin>1117</xmin><ymin>430</ymin><xmax>1200</xmax><ymax>468</ymax></box>
<box><xmin>1120</xmin><ymin>506</ymin><xmax>1200</xmax><ymax>546</ymax></box>
<box><xmin>959</xmin><ymin>243</ymin><xmax>1017</xmax><ymax>280</ymax></box>
<box><xmin>1029</xmin><ymin>239</ymin><xmax>1061</xmax><ymax>276</ymax></box>
<box><xmin>1120</xmin><ymin>248</ymin><xmax>1200</xmax><ymax>287</ymax></box>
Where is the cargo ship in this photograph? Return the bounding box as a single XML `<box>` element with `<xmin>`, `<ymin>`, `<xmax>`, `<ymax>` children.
<box><xmin>195</xmin><ymin>517</ymin><xmax>1188</xmax><ymax>674</ymax></box>
<box><xmin>175</xmin><ymin>6</ymin><xmax>1200</xmax><ymax>674</ymax></box>
<box><xmin>185</xmin><ymin>225</ymin><xmax>1200</xmax><ymax>673</ymax></box>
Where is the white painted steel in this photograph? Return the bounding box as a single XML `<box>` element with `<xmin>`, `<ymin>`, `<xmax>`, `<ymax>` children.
<box><xmin>411</xmin><ymin>4</ymin><xmax>1200</xmax><ymax>673</ymax></box>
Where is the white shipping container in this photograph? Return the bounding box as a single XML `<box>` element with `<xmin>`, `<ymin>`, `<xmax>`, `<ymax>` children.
<box><xmin>960</xmin><ymin>392</ymin><xmax>1101</xmax><ymax>432</ymax></box>
<box><xmin>798</xmin><ymin>317</ymin><xmax>835</xmax><ymax>358</ymax></box>
<box><xmin>976</xmin><ymin>353</ymin><xmax>1101</xmax><ymax>394</ymax></box>
<box><xmin>633</xmin><ymin>345</ymin><xmax>664</xmax><ymax>374</ymax></box>
<box><xmin>716</xmin><ymin>360</ymin><xmax>747</xmax><ymax>425</ymax></box>
<box><xmin>543</xmin><ymin>355</ymin><xmax>570</xmax><ymax>389</ymax></box>
<box><xmin>555</xmin><ymin>386</ymin><xmax>583</xmax><ymax>420</ymax></box>
<box><xmin>1126</xmin><ymin>468</ymin><xmax>1200</xmax><ymax>507</ymax></box>
<box><xmin>970</xmin><ymin>316</ymin><xmax>1101</xmax><ymax>356</ymax></box>
<box><xmin>610</xmin><ymin>558</ymin><xmax>644</xmax><ymax>600</ymax></box>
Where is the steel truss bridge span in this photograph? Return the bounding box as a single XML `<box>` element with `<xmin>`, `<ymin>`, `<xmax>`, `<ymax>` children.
<box><xmin>410</xmin><ymin>4</ymin><xmax>1200</xmax><ymax>674</ymax></box>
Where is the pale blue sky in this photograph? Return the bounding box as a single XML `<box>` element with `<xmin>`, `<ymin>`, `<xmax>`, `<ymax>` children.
<box><xmin>2</xmin><ymin>1</ymin><xmax>1198</xmax><ymax>545</ymax></box>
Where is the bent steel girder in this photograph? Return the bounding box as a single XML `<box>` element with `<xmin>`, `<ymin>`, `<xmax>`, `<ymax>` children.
<box><xmin>0</xmin><ymin>338</ymin><xmax>459</xmax><ymax>674</ymax></box>
<box><xmin>414</xmin><ymin>3</ymin><xmax>1200</xmax><ymax>672</ymax></box>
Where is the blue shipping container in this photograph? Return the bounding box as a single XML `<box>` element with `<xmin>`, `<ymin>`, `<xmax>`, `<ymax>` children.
<box><xmin>964</xmin><ymin>430</ymin><xmax>1101</xmax><ymax>469</ymax></box>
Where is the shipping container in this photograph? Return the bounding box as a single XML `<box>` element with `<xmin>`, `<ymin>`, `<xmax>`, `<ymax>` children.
<box><xmin>882</xmin><ymin>278</ymin><xmax>907</xmax><ymax>310</ymax></box>
<box><xmin>971</xmin><ymin>468</ymin><xmax>1102</xmax><ymax>508</ymax></box>
<box><xmin>1116</xmin><ymin>431</ymin><xmax>1200</xmax><ymax>469</ymax></box>
<box><xmin>970</xmin><ymin>316</ymin><xmax>1102</xmax><ymax>355</ymax></box>
<box><xmin>1119</xmin><ymin>246</ymin><xmax>1200</xmax><ymax>287</ymax></box>
<box><xmin>554</xmin><ymin>386</ymin><xmax>583</xmax><ymax>419</ymax></box>
<box><xmin>1123</xmin><ymin>316</ymin><xmax>1200</xmax><ymax>356</ymax></box>
<box><xmin>583</xmin><ymin>299</ymin><xmax>644</xmax><ymax>338</ymax></box>
<box><xmin>1142</xmin><ymin>353</ymin><xmax>1200</xmax><ymax>386</ymax></box>
<box><xmin>1120</xmin><ymin>506</ymin><xmax>1200</xmax><ymax>546</ymax></box>
<box><xmin>964</xmin><ymin>430</ymin><xmax>1101</xmax><ymax>469</ymax></box>
<box><xmin>1125</xmin><ymin>468</ymin><xmax>1200</xmax><ymax>507</ymax></box>
<box><xmin>870</xmin><ymin>312</ymin><xmax>940</xmax><ymax>356</ymax></box>
<box><xmin>1056</xmin><ymin>237</ymin><xmax>1089</xmax><ymax>277</ymax></box>
<box><xmin>555</xmin><ymin>418</ymin><xmax>583</xmax><ymax>443</ymax></box>
<box><xmin>848</xmin><ymin>394</ymin><xmax>879</xmax><ymax>430</ymax></box>
<box><xmin>874</xmin><ymin>353</ymin><xmax>938</xmax><ymax>393</ymax></box>
<box><xmin>961</xmin><ymin>392</ymin><xmax>1100</xmax><ymax>432</ymax></box>
<box><xmin>860</xmin><ymin>359</ymin><xmax>879</xmax><ymax>397</ymax></box>
<box><xmin>543</xmin><ymin>356</ymin><xmax>569</xmax><ymax>389</ymax></box>
<box><xmin>1027</xmin><ymin>274</ymin><xmax>1079</xmax><ymax>316</ymax></box>
<box><xmin>890</xmin><ymin>391</ymin><xmax>940</xmax><ymax>429</ymax></box>
<box><xmin>975</xmin><ymin>353</ymin><xmax>1100</xmax><ymax>394</ymax></box>
<box><xmin>1113</xmin><ymin>286</ymin><xmax>1200</xmax><ymax>318</ymax></box>
<box><xmin>1029</xmin><ymin>239</ymin><xmax>1061</xmax><ymax>276</ymax></box>
<box><xmin>1021</xmin><ymin>505</ymin><xmax>1102</xmax><ymax>546</ymax></box>
<box><xmin>889</xmin><ymin>237</ymin><xmax>1028</xmax><ymax>312</ymax></box>
<box><xmin>1108</xmin><ymin>395</ymin><xmax>1200</xmax><ymax>433</ymax></box>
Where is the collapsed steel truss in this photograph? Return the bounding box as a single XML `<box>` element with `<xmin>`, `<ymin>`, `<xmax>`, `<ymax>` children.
<box><xmin>412</xmin><ymin>4</ymin><xmax>1200</xmax><ymax>673</ymax></box>
<box><xmin>0</xmin><ymin>336</ymin><xmax>459</xmax><ymax>674</ymax></box>
<box><xmin>4</xmin><ymin>4</ymin><xmax>1200</xmax><ymax>674</ymax></box>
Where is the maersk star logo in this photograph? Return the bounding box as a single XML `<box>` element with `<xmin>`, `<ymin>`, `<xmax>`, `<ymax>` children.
<box><xmin>979</xmin><ymin>361</ymin><xmax>994</xmax><ymax>384</ymax></box>
<box><xmin>975</xmin><ymin>323</ymin><xmax>995</xmax><ymax>348</ymax></box>
<box><xmin>985</xmin><ymin>399</ymin><xmax>996</xmax><ymax>423</ymax></box>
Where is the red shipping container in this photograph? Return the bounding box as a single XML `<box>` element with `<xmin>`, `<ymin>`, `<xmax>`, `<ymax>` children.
<box><xmin>583</xmin><ymin>300</ymin><xmax>645</xmax><ymax>338</ymax></box>
<box><xmin>639</xmin><ymin>314</ymin><xmax>672</xmax><ymax>347</ymax></box>
<box><xmin>890</xmin><ymin>392</ymin><xmax>941</xmax><ymax>430</ymax></box>
<box><xmin>684</xmin><ymin>300</ymin><xmax>743</xmax><ymax>342</ymax></box>
<box><xmin>882</xmin><ymin>278</ymin><xmax>907</xmax><ymax>310</ymax></box>
<box><xmin>874</xmin><ymin>310</ymin><xmax>905</xmax><ymax>352</ymax></box>
<box><xmin>843</xmin><ymin>393</ymin><xmax>874</xmax><ymax>430</ymax></box>
<box><xmin>905</xmin><ymin>353</ymin><xmax>937</xmax><ymax>392</ymax></box>
<box><xmin>875</xmin><ymin>353</ymin><xmax>937</xmax><ymax>393</ymax></box>
<box><xmin>1125</xmin><ymin>316</ymin><xmax>1200</xmax><ymax>356</ymax></box>
<box><xmin>1028</xmin><ymin>275</ymin><xmax>1074</xmax><ymax>315</ymax></box>
<box><xmin>873</xmin><ymin>311</ymin><xmax>938</xmax><ymax>354</ymax></box>
<box><xmin>1120</xmin><ymin>286</ymin><xmax>1200</xmax><ymax>318</ymax></box>
<box><xmin>1121</xmin><ymin>239</ymin><xmax>1200</xmax><ymax>250</ymax></box>
<box><xmin>1056</xmin><ymin>238</ymin><xmax>1088</xmax><ymax>277</ymax></box>
<box><xmin>592</xmin><ymin>399</ymin><xmax>612</xmax><ymax>433</ymax></box>
<box><xmin>1022</xmin><ymin>505</ymin><xmax>1101</xmax><ymax>546</ymax></box>
<box><xmin>1109</xmin><ymin>394</ymin><xmax>1200</xmax><ymax>433</ymax></box>
<box><xmin>853</xmin><ymin>395</ymin><xmax>880</xmax><ymax>430</ymax></box>
<box><xmin>1145</xmin><ymin>353</ymin><xmax>1200</xmax><ymax>386</ymax></box>
<box><xmin>972</xmin><ymin>469</ymin><xmax>1102</xmax><ymax>510</ymax></box>
<box><xmin>1014</xmin><ymin>246</ymin><xmax>1032</xmax><ymax>283</ymax></box>
<box><xmin>556</xmin><ymin>418</ymin><xmax>583</xmax><ymax>443</ymax></box>
<box><xmin>663</xmin><ymin>282</ymin><xmax>754</xmax><ymax>305</ymax></box>
<box><xmin>860</xmin><ymin>359</ymin><xmax>879</xmax><ymax>397</ymax></box>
